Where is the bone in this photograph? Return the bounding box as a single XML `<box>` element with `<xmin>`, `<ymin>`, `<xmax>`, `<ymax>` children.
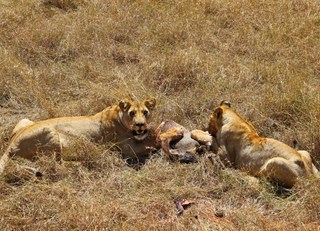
<box><xmin>156</xmin><ymin>120</ymin><xmax>212</xmax><ymax>163</ymax></box>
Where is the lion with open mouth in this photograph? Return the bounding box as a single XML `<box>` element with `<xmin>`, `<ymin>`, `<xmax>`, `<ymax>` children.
<box><xmin>0</xmin><ymin>98</ymin><xmax>158</xmax><ymax>175</ymax></box>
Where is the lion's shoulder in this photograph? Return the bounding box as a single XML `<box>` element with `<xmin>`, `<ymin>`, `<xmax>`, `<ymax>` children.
<box><xmin>99</xmin><ymin>104</ymin><xmax>121</xmax><ymax>124</ymax></box>
<box><xmin>225</xmin><ymin>109</ymin><xmax>258</xmax><ymax>134</ymax></box>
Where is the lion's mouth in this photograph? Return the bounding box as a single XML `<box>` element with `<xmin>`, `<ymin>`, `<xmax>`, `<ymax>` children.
<box><xmin>132</xmin><ymin>129</ymin><xmax>148</xmax><ymax>141</ymax></box>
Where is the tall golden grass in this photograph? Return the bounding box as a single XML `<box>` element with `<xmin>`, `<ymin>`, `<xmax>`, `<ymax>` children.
<box><xmin>0</xmin><ymin>0</ymin><xmax>320</xmax><ymax>229</ymax></box>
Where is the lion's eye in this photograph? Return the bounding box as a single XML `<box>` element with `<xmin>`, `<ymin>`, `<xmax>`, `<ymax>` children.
<box><xmin>129</xmin><ymin>111</ymin><xmax>136</xmax><ymax>117</ymax></box>
<box><xmin>143</xmin><ymin>110</ymin><xmax>148</xmax><ymax>116</ymax></box>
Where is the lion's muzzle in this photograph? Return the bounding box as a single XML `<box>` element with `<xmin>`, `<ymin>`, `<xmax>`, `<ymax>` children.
<box><xmin>132</xmin><ymin>129</ymin><xmax>148</xmax><ymax>141</ymax></box>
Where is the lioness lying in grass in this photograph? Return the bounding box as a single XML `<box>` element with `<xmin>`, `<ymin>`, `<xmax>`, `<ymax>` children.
<box><xmin>208</xmin><ymin>101</ymin><xmax>319</xmax><ymax>187</ymax></box>
<box><xmin>0</xmin><ymin>98</ymin><xmax>158</xmax><ymax>176</ymax></box>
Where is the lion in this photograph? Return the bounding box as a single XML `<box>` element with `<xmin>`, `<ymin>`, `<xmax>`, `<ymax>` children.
<box><xmin>208</xmin><ymin>101</ymin><xmax>319</xmax><ymax>187</ymax></box>
<box><xmin>0</xmin><ymin>98</ymin><xmax>158</xmax><ymax>176</ymax></box>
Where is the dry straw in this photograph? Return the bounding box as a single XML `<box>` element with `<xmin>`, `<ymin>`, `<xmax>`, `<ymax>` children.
<box><xmin>0</xmin><ymin>0</ymin><xmax>319</xmax><ymax>229</ymax></box>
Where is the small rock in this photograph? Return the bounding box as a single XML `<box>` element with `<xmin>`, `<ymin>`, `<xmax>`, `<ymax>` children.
<box><xmin>214</xmin><ymin>209</ymin><xmax>225</xmax><ymax>218</ymax></box>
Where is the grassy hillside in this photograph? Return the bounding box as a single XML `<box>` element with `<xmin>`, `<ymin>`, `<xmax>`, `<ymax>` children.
<box><xmin>0</xmin><ymin>0</ymin><xmax>320</xmax><ymax>230</ymax></box>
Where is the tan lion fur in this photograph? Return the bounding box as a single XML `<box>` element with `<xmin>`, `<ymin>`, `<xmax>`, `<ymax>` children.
<box><xmin>208</xmin><ymin>101</ymin><xmax>319</xmax><ymax>187</ymax></box>
<box><xmin>0</xmin><ymin>98</ymin><xmax>157</xmax><ymax>176</ymax></box>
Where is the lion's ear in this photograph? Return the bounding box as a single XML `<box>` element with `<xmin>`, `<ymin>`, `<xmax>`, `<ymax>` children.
<box><xmin>119</xmin><ymin>99</ymin><xmax>132</xmax><ymax>111</ymax></box>
<box><xmin>214</xmin><ymin>107</ymin><xmax>223</xmax><ymax>120</ymax></box>
<box><xmin>144</xmin><ymin>97</ymin><xmax>156</xmax><ymax>111</ymax></box>
<box><xmin>220</xmin><ymin>100</ymin><xmax>231</xmax><ymax>108</ymax></box>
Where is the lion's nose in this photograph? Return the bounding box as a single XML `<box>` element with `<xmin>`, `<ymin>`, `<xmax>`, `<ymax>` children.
<box><xmin>136</xmin><ymin>122</ymin><xmax>145</xmax><ymax>127</ymax></box>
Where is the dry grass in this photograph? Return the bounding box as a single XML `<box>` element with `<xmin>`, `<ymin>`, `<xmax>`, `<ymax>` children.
<box><xmin>1</xmin><ymin>0</ymin><xmax>320</xmax><ymax>230</ymax></box>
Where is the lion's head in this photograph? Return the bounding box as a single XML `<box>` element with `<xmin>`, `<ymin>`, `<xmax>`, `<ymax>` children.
<box><xmin>118</xmin><ymin>97</ymin><xmax>156</xmax><ymax>141</ymax></box>
<box><xmin>208</xmin><ymin>100</ymin><xmax>231</xmax><ymax>137</ymax></box>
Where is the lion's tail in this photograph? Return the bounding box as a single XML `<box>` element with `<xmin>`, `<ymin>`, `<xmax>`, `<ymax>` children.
<box><xmin>312</xmin><ymin>163</ymin><xmax>320</xmax><ymax>179</ymax></box>
<box><xmin>0</xmin><ymin>150</ymin><xmax>10</xmax><ymax>176</ymax></box>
